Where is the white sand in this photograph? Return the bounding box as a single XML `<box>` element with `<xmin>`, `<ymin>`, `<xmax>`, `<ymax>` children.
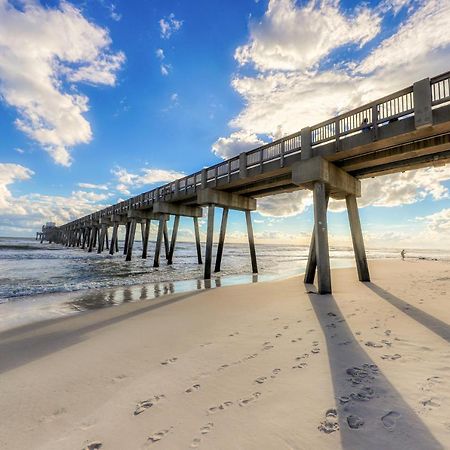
<box><xmin>0</xmin><ymin>259</ymin><xmax>449</xmax><ymax>450</ymax></box>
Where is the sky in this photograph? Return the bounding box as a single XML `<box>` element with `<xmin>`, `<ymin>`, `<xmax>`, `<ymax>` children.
<box><xmin>0</xmin><ymin>0</ymin><xmax>450</xmax><ymax>249</ymax></box>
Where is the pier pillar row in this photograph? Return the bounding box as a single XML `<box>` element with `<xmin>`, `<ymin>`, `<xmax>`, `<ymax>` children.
<box><xmin>292</xmin><ymin>156</ymin><xmax>369</xmax><ymax>294</ymax></box>
<box><xmin>196</xmin><ymin>188</ymin><xmax>257</xmax><ymax>280</ymax></box>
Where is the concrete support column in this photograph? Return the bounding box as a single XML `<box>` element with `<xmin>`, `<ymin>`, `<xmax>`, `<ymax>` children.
<box><xmin>88</xmin><ymin>228</ymin><xmax>95</xmax><ymax>253</ymax></box>
<box><xmin>98</xmin><ymin>225</ymin><xmax>106</xmax><ymax>254</ymax></box>
<box><xmin>167</xmin><ymin>215</ymin><xmax>180</xmax><ymax>265</ymax></box>
<box><xmin>193</xmin><ymin>217</ymin><xmax>202</xmax><ymax>264</ymax></box>
<box><xmin>123</xmin><ymin>221</ymin><xmax>130</xmax><ymax>255</ymax></box>
<box><xmin>125</xmin><ymin>219</ymin><xmax>137</xmax><ymax>262</ymax></box>
<box><xmin>163</xmin><ymin>221</ymin><xmax>170</xmax><ymax>260</ymax></box>
<box><xmin>204</xmin><ymin>205</ymin><xmax>215</xmax><ymax>280</ymax></box>
<box><xmin>105</xmin><ymin>228</ymin><xmax>109</xmax><ymax>250</ymax></box>
<box><xmin>110</xmin><ymin>223</ymin><xmax>119</xmax><ymax>255</ymax></box>
<box><xmin>346</xmin><ymin>195</ymin><xmax>370</xmax><ymax>282</ymax></box>
<box><xmin>313</xmin><ymin>182</ymin><xmax>331</xmax><ymax>294</ymax></box>
<box><xmin>142</xmin><ymin>219</ymin><xmax>150</xmax><ymax>259</ymax></box>
<box><xmin>304</xmin><ymin>195</ymin><xmax>329</xmax><ymax>284</ymax></box>
<box><xmin>93</xmin><ymin>228</ymin><xmax>98</xmax><ymax>248</ymax></box>
<box><xmin>214</xmin><ymin>207</ymin><xmax>229</xmax><ymax>273</ymax></box>
<box><xmin>153</xmin><ymin>216</ymin><xmax>165</xmax><ymax>268</ymax></box>
<box><xmin>246</xmin><ymin>210</ymin><xmax>258</xmax><ymax>274</ymax></box>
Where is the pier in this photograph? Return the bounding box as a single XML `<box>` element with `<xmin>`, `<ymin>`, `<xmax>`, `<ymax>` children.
<box><xmin>38</xmin><ymin>71</ymin><xmax>450</xmax><ymax>294</ymax></box>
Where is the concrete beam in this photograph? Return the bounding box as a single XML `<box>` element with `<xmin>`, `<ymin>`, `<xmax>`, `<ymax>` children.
<box><xmin>127</xmin><ymin>210</ymin><xmax>167</xmax><ymax>220</ymax></box>
<box><xmin>153</xmin><ymin>201</ymin><xmax>202</xmax><ymax>218</ymax></box>
<box><xmin>292</xmin><ymin>156</ymin><xmax>360</xmax><ymax>199</ymax></box>
<box><xmin>197</xmin><ymin>188</ymin><xmax>256</xmax><ymax>211</ymax></box>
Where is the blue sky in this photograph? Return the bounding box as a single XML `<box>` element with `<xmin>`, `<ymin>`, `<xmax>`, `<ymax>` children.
<box><xmin>1</xmin><ymin>0</ymin><xmax>450</xmax><ymax>248</ymax></box>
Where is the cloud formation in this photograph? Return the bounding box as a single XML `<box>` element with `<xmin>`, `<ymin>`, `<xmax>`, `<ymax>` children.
<box><xmin>159</xmin><ymin>13</ymin><xmax>183</xmax><ymax>39</ymax></box>
<box><xmin>213</xmin><ymin>0</ymin><xmax>450</xmax><ymax>216</ymax></box>
<box><xmin>0</xmin><ymin>163</ymin><xmax>109</xmax><ymax>234</ymax></box>
<box><xmin>0</xmin><ymin>0</ymin><xmax>124</xmax><ymax>166</ymax></box>
<box><xmin>112</xmin><ymin>167</ymin><xmax>186</xmax><ymax>195</ymax></box>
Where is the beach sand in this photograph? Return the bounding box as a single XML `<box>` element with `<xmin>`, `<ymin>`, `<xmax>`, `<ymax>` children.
<box><xmin>0</xmin><ymin>259</ymin><xmax>449</xmax><ymax>450</ymax></box>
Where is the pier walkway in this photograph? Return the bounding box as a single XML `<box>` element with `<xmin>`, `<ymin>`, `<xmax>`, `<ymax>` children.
<box><xmin>38</xmin><ymin>71</ymin><xmax>450</xmax><ymax>293</ymax></box>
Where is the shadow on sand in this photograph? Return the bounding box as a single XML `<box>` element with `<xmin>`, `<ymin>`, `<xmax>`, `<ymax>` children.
<box><xmin>366</xmin><ymin>283</ymin><xmax>450</xmax><ymax>343</ymax></box>
<box><xmin>0</xmin><ymin>289</ymin><xmax>201</xmax><ymax>375</ymax></box>
<box><xmin>307</xmin><ymin>288</ymin><xmax>443</xmax><ymax>450</ymax></box>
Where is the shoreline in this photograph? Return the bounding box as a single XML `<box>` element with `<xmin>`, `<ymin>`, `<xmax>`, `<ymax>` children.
<box><xmin>0</xmin><ymin>259</ymin><xmax>449</xmax><ymax>449</ymax></box>
<box><xmin>0</xmin><ymin>255</ymin><xmax>445</xmax><ymax>334</ymax></box>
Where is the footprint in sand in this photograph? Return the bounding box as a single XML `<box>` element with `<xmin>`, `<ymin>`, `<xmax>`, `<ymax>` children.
<box><xmin>134</xmin><ymin>395</ymin><xmax>165</xmax><ymax>415</ymax></box>
<box><xmin>318</xmin><ymin>408</ymin><xmax>339</xmax><ymax>434</ymax></box>
<box><xmin>239</xmin><ymin>392</ymin><xmax>261</xmax><ymax>407</ymax></box>
<box><xmin>185</xmin><ymin>384</ymin><xmax>201</xmax><ymax>393</ymax></box>
<box><xmin>271</xmin><ymin>368</ymin><xmax>281</xmax><ymax>378</ymax></box>
<box><xmin>381</xmin><ymin>411</ymin><xmax>401</xmax><ymax>429</ymax></box>
<box><xmin>262</xmin><ymin>343</ymin><xmax>274</xmax><ymax>350</ymax></box>
<box><xmin>347</xmin><ymin>415</ymin><xmax>364</xmax><ymax>429</ymax></box>
<box><xmin>420</xmin><ymin>398</ymin><xmax>441</xmax><ymax>408</ymax></box>
<box><xmin>190</xmin><ymin>438</ymin><xmax>201</xmax><ymax>448</ymax></box>
<box><xmin>365</xmin><ymin>341</ymin><xmax>383</xmax><ymax>348</ymax></box>
<box><xmin>82</xmin><ymin>442</ymin><xmax>102</xmax><ymax>450</ymax></box>
<box><xmin>381</xmin><ymin>354</ymin><xmax>402</xmax><ymax>361</ymax></box>
<box><xmin>255</xmin><ymin>376</ymin><xmax>267</xmax><ymax>384</ymax></box>
<box><xmin>311</xmin><ymin>348</ymin><xmax>320</xmax><ymax>354</ymax></box>
<box><xmin>161</xmin><ymin>357</ymin><xmax>178</xmax><ymax>365</ymax></box>
<box><xmin>291</xmin><ymin>338</ymin><xmax>303</xmax><ymax>343</ymax></box>
<box><xmin>275</xmin><ymin>333</ymin><xmax>282</xmax><ymax>338</ymax></box>
<box><xmin>283</xmin><ymin>325</ymin><xmax>289</xmax><ymax>330</ymax></box>
<box><xmin>147</xmin><ymin>428</ymin><xmax>172</xmax><ymax>444</ymax></box>
<box><xmin>244</xmin><ymin>353</ymin><xmax>258</xmax><ymax>361</ymax></box>
<box><xmin>208</xmin><ymin>401</ymin><xmax>233</xmax><ymax>414</ymax></box>
<box><xmin>292</xmin><ymin>362</ymin><xmax>307</xmax><ymax>369</ymax></box>
<box><xmin>200</xmin><ymin>422</ymin><xmax>214</xmax><ymax>435</ymax></box>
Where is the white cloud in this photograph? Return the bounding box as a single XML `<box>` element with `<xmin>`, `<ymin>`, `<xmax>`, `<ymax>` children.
<box><xmin>0</xmin><ymin>163</ymin><xmax>34</xmax><ymax>211</ymax></box>
<box><xmin>212</xmin><ymin>131</ymin><xmax>266</xmax><ymax>159</ymax></box>
<box><xmin>159</xmin><ymin>13</ymin><xmax>183</xmax><ymax>39</ymax></box>
<box><xmin>418</xmin><ymin>208</ymin><xmax>450</xmax><ymax>234</ymax></box>
<box><xmin>112</xmin><ymin>166</ymin><xmax>185</xmax><ymax>194</ymax></box>
<box><xmin>235</xmin><ymin>0</ymin><xmax>381</xmax><ymax>72</ymax></box>
<box><xmin>77</xmin><ymin>182</ymin><xmax>109</xmax><ymax>190</ymax></box>
<box><xmin>160</xmin><ymin>63</ymin><xmax>171</xmax><ymax>76</ymax></box>
<box><xmin>213</xmin><ymin>0</ymin><xmax>450</xmax><ymax>217</ymax></box>
<box><xmin>0</xmin><ymin>163</ymin><xmax>109</xmax><ymax>234</ymax></box>
<box><xmin>156</xmin><ymin>48</ymin><xmax>165</xmax><ymax>60</ymax></box>
<box><xmin>0</xmin><ymin>0</ymin><xmax>124</xmax><ymax>166</ymax></box>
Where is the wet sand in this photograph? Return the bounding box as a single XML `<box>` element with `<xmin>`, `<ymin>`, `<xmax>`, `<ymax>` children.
<box><xmin>0</xmin><ymin>259</ymin><xmax>449</xmax><ymax>449</ymax></box>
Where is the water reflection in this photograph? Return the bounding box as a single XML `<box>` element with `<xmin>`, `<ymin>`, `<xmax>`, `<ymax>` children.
<box><xmin>67</xmin><ymin>271</ymin><xmax>274</xmax><ymax>313</ymax></box>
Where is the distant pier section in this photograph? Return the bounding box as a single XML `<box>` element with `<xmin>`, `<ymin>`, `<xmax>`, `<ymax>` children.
<box><xmin>39</xmin><ymin>71</ymin><xmax>450</xmax><ymax>294</ymax></box>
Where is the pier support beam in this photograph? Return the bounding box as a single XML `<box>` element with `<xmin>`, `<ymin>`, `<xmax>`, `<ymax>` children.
<box><xmin>193</xmin><ymin>217</ymin><xmax>202</xmax><ymax>264</ymax></box>
<box><xmin>163</xmin><ymin>221</ymin><xmax>169</xmax><ymax>260</ymax></box>
<box><xmin>110</xmin><ymin>223</ymin><xmax>119</xmax><ymax>255</ymax></box>
<box><xmin>204</xmin><ymin>205</ymin><xmax>215</xmax><ymax>279</ymax></box>
<box><xmin>346</xmin><ymin>195</ymin><xmax>370</xmax><ymax>282</ymax></box>
<box><xmin>214</xmin><ymin>208</ymin><xmax>228</xmax><ymax>273</ymax></box>
<box><xmin>168</xmin><ymin>216</ymin><xmax>180</xmax><ymax>265</ymax></box>
<box><xmin>153</xmin><ymin>215</ymin><xmax>166</xmax><ymax>268</ymax></box>
<box><xmin>123</xmin><ymin>221</ymin><xmax>131</xmax><ymax>255</ymax></box>
<box><xmin>142</xmin><ymin>219</ymin><xmax>150</xmax><ymax>259</ymax></box>
<box><xmin>125</xmin><ymin>219</ymin><xmax>137</xmax><ymax>262</ymax></box>
<box><xmin>246</xmin><ymin>210</ymin><xmax>258</xmax><ymax>274</ymax></box>
<box><xmin>313</xmin><ymin>181</ymin><xmax>332</xmax><ymax>294</ymax></box>
<box><xmin>304</xmin><ymin>195</ymin><xmax>329</xmax><ymax>284</ymax></box>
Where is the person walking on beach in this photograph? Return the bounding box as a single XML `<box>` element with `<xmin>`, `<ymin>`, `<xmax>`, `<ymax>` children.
<box><xmin>401</xmin><ymin>249</ymin><xmax>406</xmax><ymax>260</ymax></box>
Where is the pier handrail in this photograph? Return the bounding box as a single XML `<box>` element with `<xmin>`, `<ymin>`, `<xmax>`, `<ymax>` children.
<box><xmin>61</xmin><ymin>71</ymin><xmax>450</xmax><ymax>228</ymax></box>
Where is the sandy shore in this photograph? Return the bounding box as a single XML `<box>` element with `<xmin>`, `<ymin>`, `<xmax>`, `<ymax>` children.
<box><xmin>0</xmin><ymin>259</ymin><xmax>449</xmax><ymax>450</ymax></box>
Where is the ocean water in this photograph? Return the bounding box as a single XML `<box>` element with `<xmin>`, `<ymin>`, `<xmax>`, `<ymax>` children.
<box><xmin>0</xmin><ymin>237</ymin><xmax>448</xmax><ymax>331</ymax></box>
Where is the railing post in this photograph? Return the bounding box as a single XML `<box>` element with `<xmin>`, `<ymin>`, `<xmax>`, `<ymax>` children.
<box><xmin>335</xmin><ymin>119</ymin><xmax>340</xmax><ymax>152</ymax></box>
<box><xmin>371</xmin><ymin>104</ymin><xmax>379</xmax><ymax>140</ymax></box>
<box><xmin>280</xmin><ymin>140</ymin><xmax>285</xmax><ymax>167</ymax></box>
<box><xmin>413</xmin><ymin>78</ymin><xmax>433</xmax><ymax>128</ymax></box>
<box><xmin>239</xmin><ymin>152</ymin><xmax>247</xmax><ymax>179</ymax></box>
<box><xmin>301</xmin><ymin>127</ymin><xmax>312</xmax><ymax>160</ymax></box>
<box><xmin>201</xmin><ymin>168</ymin><xmax>207</xmax><ymax>189</ymax></box>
